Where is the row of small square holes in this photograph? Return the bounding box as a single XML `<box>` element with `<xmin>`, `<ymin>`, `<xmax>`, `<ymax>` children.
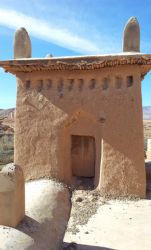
<box><xmin>25</xmin><ymin>76</ymin><xmax>133</xmax><ymax>91</ymax></box>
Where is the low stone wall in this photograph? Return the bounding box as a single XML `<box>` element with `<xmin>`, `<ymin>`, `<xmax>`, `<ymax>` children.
<box><xmin>0</xmin><ymin>164</ymin><xmax>25</xmax><ymax>227</ymax></box>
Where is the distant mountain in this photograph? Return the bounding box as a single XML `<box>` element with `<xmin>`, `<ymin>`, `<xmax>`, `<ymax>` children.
<box><xmin>143</xmin><ymin>106</ymin><xmax>151</xmax><ymax>120</ymax></box>
<box><xmin>0</xmin><ymin>109</ymin><xmax>15</xmax><ymax>134</ymax></box>
<box><xmin>0</xmin><ymin>108</ymin><xmax>15</xmax><ymax>119</ymax></box>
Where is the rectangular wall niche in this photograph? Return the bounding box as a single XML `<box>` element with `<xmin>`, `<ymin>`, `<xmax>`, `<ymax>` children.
<box><xmin>71</xmin><ymin>135</ymin><xmax>95</xmax><ymax>177</ymax></box>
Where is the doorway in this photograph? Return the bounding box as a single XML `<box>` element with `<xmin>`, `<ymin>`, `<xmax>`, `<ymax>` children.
<box><xmin>71</xmin><ymin>135</ymin><xmax>95</xmax><ymax>177</ymax></box>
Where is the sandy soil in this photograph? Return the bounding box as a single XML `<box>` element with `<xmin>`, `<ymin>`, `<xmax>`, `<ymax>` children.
<box><xmin>63</xmin><ymin>180</ymin><xmax>151</xmax><ymax>250</ymax></box>
<box><xmin>0</xmin><ymin>179</ymin><xmax>70</xmax><ymax>250</ymax></box>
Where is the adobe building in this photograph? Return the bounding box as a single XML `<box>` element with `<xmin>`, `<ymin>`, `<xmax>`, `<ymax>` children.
<box><xmin>0</xmin><ymin>17</ymin><xmax>150</xmax><ymax>197</ymax></box>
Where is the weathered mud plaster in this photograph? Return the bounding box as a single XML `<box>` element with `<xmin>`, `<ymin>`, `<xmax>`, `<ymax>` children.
<box><xmin>0</xmin><ymin>17</ymin><xmax>149</xmax><ymax>198</ymax></box>
<box><xmin>14</xmin><ymin>27</ymin><xmax>31</xmax><ymax>59</ymax></box>
<box><xmin>123</xmin><ymin>17</ymin><xmax>140</xmax><ymax>52</ymax></box>
<box><xmin>0</xmin><ymin>164</ymin><xmax>25</xmax><ymax>227</ymax></box>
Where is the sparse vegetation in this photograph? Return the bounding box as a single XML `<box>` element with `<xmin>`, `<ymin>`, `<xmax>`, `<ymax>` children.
<box><xmin>0</xmin><ymin>134</ymin><xmax>14</xmax><ymax>165</ymax></box>
<box><xmin>0</xmin><ymin>109</ymin><xmax>14</xmax><ymax>165</ymax></box>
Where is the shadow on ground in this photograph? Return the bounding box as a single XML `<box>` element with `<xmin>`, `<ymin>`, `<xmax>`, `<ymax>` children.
<box><xmin>62</xmin><ymin>242</ymin><xmax>115</xmax><ymax>250</ymax></box>
<box><xmin>71</xmin><ymin>176</ymin><xmax>95</xmax><ymax>190</ymax></box>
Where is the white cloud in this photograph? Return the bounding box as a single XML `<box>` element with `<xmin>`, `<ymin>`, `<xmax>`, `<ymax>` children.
<box><xmin>0</xmin><ymin>8</ymin><xmax>101</xmax><ymax>54</ymax></box>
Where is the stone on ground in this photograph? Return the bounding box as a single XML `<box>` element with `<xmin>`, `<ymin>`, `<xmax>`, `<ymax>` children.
<box><xmin>63</xmin><ymin>190</ymin><xmax>151</xmax><ymax>250</ymax></box>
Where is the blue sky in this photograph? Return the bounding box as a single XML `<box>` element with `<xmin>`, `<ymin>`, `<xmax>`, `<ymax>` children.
<box><xmin>0</xmin><ymin>0</ymin><xmax>151</xmax><ymax>108</ymax></box>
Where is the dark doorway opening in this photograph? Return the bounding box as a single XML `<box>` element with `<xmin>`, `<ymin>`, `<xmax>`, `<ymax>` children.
<box><xmin>71</xmin><ymin>135</ymin><xmax>95</xmax><ymax>189</ymax></box>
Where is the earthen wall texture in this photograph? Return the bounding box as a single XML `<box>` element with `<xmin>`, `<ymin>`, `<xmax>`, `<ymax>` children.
<box><xmin>0</xmin><ymin>164</ymin><xmax>25</xmax><ymax>227</ymax></box>
<box><xmin>14</xmin><ymin>65</ymin><xmax>146</xmax><ymax>197</ymax></box>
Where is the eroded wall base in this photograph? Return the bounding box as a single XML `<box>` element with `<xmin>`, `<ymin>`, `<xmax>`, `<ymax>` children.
<box><xmin>98</xmin><ymin>140</ymin><xmax>146</xmax><ymax>198</ymax></box>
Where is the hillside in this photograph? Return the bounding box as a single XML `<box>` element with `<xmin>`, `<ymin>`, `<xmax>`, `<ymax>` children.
<box><xmin>0</xmin><ymin>108</ymin><xmax>15</xmax><ymax>119</ymax></box>
<box><xmin>0</xmin><ymin>109</ymin><xmax>14</xmax><ymax>165</ymax></box>
<box><xmin>0</xmin><ymin>108</ymin><xmax>15</xmax><ymax>133</ymax></box>
<box><xmin>143</xmin><ymin>106</ymin><xmax>151</xmax><ymax>120</ymax></box>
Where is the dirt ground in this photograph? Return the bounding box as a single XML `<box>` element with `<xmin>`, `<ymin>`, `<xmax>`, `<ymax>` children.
<box><xmin>63</xmin><ymin>197</ymin><xmax>151</xmax><ymax>250</ymax></box>
<box><xmin>63</xmin><ymin>194</ymin><xmax>151</xmax><ymax>250</ymax></box>
<box><xmin>63</xmin><ymin>162</ymin><xmax>151</xmax><ymax>250</ymax></box>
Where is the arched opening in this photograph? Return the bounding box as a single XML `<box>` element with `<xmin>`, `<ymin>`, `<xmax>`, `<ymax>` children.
<box><xmin>142</xmin><ymin>72</ymin><xmax>151</xmax><ymax>197</ymax></box>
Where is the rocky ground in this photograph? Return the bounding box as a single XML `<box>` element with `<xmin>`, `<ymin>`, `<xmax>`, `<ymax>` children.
<box><xmin>63</xmin><ymin>196</ymin><xmax>151</xmax><ymax>250</ymax></box>
<box><xmin>65</xmin><ymin>189</ymin><xmax>103</xmax><ymax>236</ymax></box>
<box><xmin>63</xmin><ymin>162</ymin><xmax>151</xmax><ymax>250</ymax></box>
